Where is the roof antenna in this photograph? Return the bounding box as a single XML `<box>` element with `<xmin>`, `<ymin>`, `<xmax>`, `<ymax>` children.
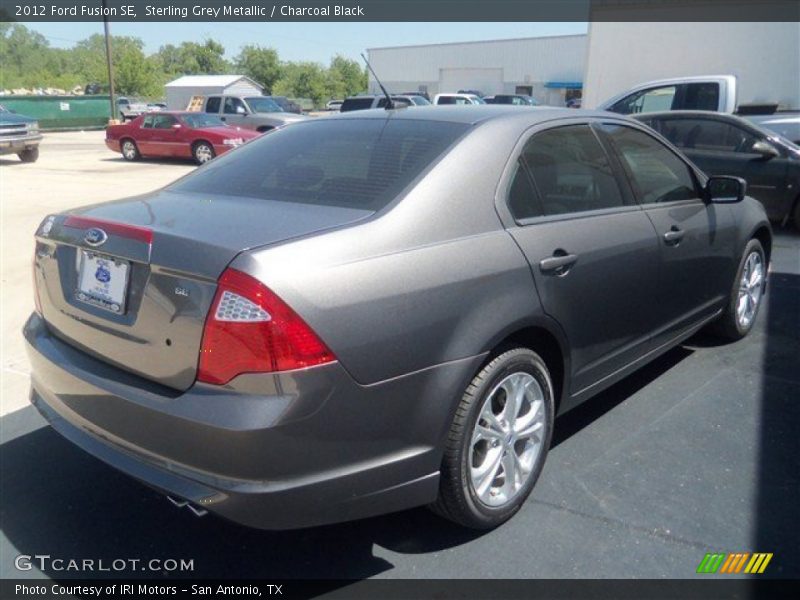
<box><xmin>361</xmin><ymin>52</ymin><xmax>394</xmax><ymax>110</ymax></box>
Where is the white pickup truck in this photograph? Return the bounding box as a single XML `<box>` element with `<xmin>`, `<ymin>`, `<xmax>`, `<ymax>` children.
<box><xmin>598</xmin><ymin>75</ymin><xmax>800</xmax><ymax>144</ymax></box>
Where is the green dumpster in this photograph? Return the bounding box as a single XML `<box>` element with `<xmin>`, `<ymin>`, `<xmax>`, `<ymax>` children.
<box><xmin>0</xmin><ymin>96</ymin><xmax>111</xmax><ymax>131</ymax></box>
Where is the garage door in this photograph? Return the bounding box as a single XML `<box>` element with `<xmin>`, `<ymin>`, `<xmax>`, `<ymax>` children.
<box><xmin>439</xmin><ymin>68</ymin><xmax>503</xmax><ymax>95</ymax></box>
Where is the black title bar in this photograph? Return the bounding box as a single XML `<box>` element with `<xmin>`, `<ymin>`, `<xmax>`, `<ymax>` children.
<box><xmin>1</xmin><ymin>0</ymin><xmax>799</xmax><ymax>22</ymax></box>
<box><xmin>3</xmin><ymin>579</ymin><xmax>800</xmax><ymax>600</ymax></box>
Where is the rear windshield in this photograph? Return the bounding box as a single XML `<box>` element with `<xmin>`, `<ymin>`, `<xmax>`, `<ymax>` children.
<box><xmin>169</xmin><ymin>118</ymin><xmax>469</xmax><ymax>210</ymax></box>
<box><xmin>340</xmin><ymin>98</ymin><xmax>375</xmax><ymax>112</ymax></box>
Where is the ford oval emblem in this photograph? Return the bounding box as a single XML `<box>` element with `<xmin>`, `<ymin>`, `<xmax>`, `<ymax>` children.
<box><xmin>84</xmin><ymin>227</ymin><xmax>108</xmax><ymax>247</ymax></box>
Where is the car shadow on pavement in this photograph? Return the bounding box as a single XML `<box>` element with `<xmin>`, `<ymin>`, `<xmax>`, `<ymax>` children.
<box><xmin>100</xmin><ymin>157</ymin><xmax>197</xmax><ymax>167</ymax></box>
<box><xmin>0</xmin><ymin>406</ymin><xmax>484</xmax><ymax>580</ymax></box>
<box><xmin>0</xmin><ymin>347</ymin><xmax>699</xmax><ymax>581</ymax></box>
<box><xmin>755</xmin><ymin>269</ymin><xmax>800</xmax><ymax>577</ymax></box>
<box><xmin>551</xmin><ymin>345</ymin><xmax>694</xmax><ymax>448</ymax></box>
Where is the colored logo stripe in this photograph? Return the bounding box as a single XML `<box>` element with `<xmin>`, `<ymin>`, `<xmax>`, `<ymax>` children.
<box><xmin>697</xmin><ymin>552</ymin><xmax>773</xmax><ymax>574</ymax></box>
<box><xmin>745</xmin><ymin>553</ymin><xmax>773</xmax><ymax>574</ymax></box>
<box><xmin>720</xmin><ymin>553</ymin><xmax>750</xmax><ymax>573</ymax></box>
<box><xmin>697</xmin><ymin>553</ymin><xmax>726</xmax><ymax>573</ymax></box>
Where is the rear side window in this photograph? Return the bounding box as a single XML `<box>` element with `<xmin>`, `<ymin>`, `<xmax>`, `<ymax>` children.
<box><xmin>680</xmin><ymin>83</ymin><xmax>720</xmax><ymax>111</ymax></box>
<box><xmin>602</xmin><ymin>124</ymin><xmax>698</xmax><ymax>204</ymax></box>
<box><xmin>340</xmin><ymin>98</ymin><xmax>375</xmax><ymax>112</ymax></box>
<box><xmin>205</xmin><ymin>97</ymin><xmax>221</xmax><ymax>113</ymax></box>
<box><xmin>521</xmin><ymin>125</ymin><xmax>626</xmax><ymax>216</ymax></box>
<box><xmin>507</xmin><ymin>161</ymin><xmax>542</xmax><ymax>220</ymax></box>
<box><xmin>170</xmin><ymin>119</ymin><xmax>469</xmax><ymax>211</ymax></box>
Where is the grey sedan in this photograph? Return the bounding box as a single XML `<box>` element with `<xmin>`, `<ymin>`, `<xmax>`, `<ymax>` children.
<box><xmin>26</xmin><ymin>106</ymin><xmax>771</xmax><ymax>530</ymax></box>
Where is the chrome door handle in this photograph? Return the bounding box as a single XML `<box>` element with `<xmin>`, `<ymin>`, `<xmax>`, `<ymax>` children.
<box><xmin>663</xmin><ymin>228</ymin><xmax>685</xmax><ymax>245</ymax></box>
<box><xmin>539</xmin><ymin>253</ymin><xmax>578</xmax><ymax>274</ymax></box>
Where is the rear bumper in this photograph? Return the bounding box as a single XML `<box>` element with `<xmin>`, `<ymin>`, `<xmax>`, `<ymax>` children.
<box><xmin>105</xmin><ymin>139</ymin><xmax>120</xmax><ymax>153</ymax></box>
<box><xmin>24</xmin><ymin>313</ymin><xmax>483</xmax><ymax>529</ymax></box>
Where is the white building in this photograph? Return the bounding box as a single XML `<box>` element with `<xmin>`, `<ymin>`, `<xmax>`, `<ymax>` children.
<box><xmin>164</xmin><ymin>75</ymin><xmax>263</xmax><ymax>111</ymax></box>
<box><xmin>366</xmin><ymin>34</ymin><xmax>587</xmax><ymax>105</ymax></box>
<box><xmin>583</xmin><ymin>20</ymin><xmax>800</xmax><ymax>110</ymax></box>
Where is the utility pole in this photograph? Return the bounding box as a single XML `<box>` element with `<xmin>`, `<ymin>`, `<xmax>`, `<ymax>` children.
<box><xmin>102</xmin><ymin>0</ymin><xmax>116</xmax><ymax>122</ymax></box>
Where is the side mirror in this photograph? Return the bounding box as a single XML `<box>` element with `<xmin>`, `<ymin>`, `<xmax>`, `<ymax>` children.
<box><xmin>171</xmin><ymin>123</ymin><xmax>182</xmax><ymax>130</ymax></box>
<box><xmin>706</xmin><ymin>175</ymin><xmax>746</xmax><ymax>203</ymax></box>
<box><xmin>751</xmin><ymin>140</ymin><xmax>779</xmax><ymax>159</ymax></box>
<box><xmin>236</xmin><ymin>106</ymin><xmax>247</xmax><ymax>115</ymax></box>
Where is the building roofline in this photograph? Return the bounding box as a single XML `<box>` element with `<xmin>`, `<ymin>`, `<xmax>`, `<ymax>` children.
<box><xmin>165</xmin><ymin>75</ymin><xmax>263</xmax><ymax>89</ymax></box>
<box><xmin>366</xmin><ymin>33</ymin><xmax>587</xmax><ymax>53</ymax></box>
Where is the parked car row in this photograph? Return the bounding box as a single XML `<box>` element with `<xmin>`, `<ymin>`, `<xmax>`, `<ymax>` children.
<box><xmin>101</xmin><ymin>92</ymin><xmax>800</xmax><ymax>232</ymax></box>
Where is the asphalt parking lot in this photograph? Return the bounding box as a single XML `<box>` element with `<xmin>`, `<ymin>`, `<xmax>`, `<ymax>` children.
<box><xmin>1</xmin><ymin>132</ymin><xmax>798</xmax><ymax>581</ymax></box>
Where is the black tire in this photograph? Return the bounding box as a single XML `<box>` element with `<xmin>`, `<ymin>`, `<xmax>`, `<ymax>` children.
<box><xmin>431</xmin><ymin>347</ymin><xmax>555</xmax><ymax>529</ymax></box>
<box><xmin>120</xmin><ymin>139</ymin><xmax>140</xmax><ymax>161</ymax></box>
<box><xmin>709</xmin><ymin>238</ymin><xmax>766</xmax><ymax>341</ymax></box>
<box><xmin>192</xmin><ymin>141</ymin><xmax>216</xmax><ymax>165</ymax></box>
<box><xmin>18</xmin><ymin>147</ymin><xmax>39</xmax><ymax>163</ymax></box>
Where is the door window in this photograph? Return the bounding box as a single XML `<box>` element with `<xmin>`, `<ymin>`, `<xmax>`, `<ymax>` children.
<box><xmin>652</xmin><ymin>118</ymin><xmax>759</xmax><ymax>153</ymax></box>
<box><xmin>152</xmin><ymin>114</ymin><xmax>177</xmax><ymax>129</ymax></box>
<box><xmin>223</xmin><ymin>97</ymin><xmax>247</xmax><ymax>115</ymax></box>
<box><xmin>141</xmin><ymin>115</ymin><xmax>155</xmax><ymax>128</ymax></box>
<box><xmin>602</xmin><ymin>124</ymin><xmax>699</xmax><ymax>204</ymax></box>
<box><xmin>205</xmin><ymin>97</ymin><xmax>221</xmax><ymax>113</ymax></box>
<box><xmin>610</xmin><ymin>85</ymin><xmax>677</xmax><ymax>114</ymax></box>
<box><xmin>520</xmin><ymin>125</ymin><xmax>626</xmax><ymax>217</ymax></box>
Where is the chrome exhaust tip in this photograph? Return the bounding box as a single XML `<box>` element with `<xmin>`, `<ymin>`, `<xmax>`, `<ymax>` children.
<box><xmin>166</xmin><ymin>495</ymin><xmax>208</xmax><ymax>517</ymax></box>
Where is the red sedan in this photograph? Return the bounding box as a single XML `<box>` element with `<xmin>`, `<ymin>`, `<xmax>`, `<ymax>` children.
<box><xmin>105</xmin><ymin>112</ymin><xmax>261</xmax><ymax>165</ymax></box>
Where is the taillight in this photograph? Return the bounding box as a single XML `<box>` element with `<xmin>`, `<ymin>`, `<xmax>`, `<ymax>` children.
<box><xmin>197</xmin><ymin>268</ymin><xmax>335</xmax><ymax>385</ymax></box>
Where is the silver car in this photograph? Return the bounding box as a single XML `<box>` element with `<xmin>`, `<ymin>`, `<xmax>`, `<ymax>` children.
<box><xmin>27</xmin><ymin>106</ymin><xmax>771</xmax><ymax>530</ymax></box>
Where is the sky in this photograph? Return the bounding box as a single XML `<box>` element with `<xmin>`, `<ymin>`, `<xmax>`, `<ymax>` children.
<box><xmin>25</xmin><ymin>22</ymin><xmax>588</xmax><ymax>63</ymax></box>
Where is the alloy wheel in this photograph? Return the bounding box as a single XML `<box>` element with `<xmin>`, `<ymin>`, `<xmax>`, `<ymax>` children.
<box><xmin>469</xmin><ymin>371</ymin><xmax>547</xmax><ymax>507</ymax></box>
<box><xmin>195</xmin><ymin>144</ymin><xmax>214</xmax><ymax>164</ymax></box>
<box><xmin>122</xmin><ymin>141</ymin><xmax>137</xmax><ymax>160</ymax></box>
<box><xmin>736</xmin><ymin>251</ymin><xmax>764</xmax><ymax>329</ymax></box>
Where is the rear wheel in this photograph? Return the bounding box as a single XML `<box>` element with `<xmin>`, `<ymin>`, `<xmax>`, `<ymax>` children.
<box><xmin>192</xmin><ymin>141</ymin><xmax>215</xmax><ymax>165</ymax></box>
<box><xmin>710</xmin><ymin>239</ymin><xmax>766</xmax><ymax>341</ymax></box>
<box><xmin>18</xmin><ymin>147</ymin><xmax>39</xmax><ymax>163</ymax></box>
<box><xmin>431</xmin><ymin>347</ymin><xmax>554</xmax><ymax>529</ymax></box>
<box><xmin>121</xmin><ymin>139</ymin><xmax>140</xmax><ymax>161</ymax></box>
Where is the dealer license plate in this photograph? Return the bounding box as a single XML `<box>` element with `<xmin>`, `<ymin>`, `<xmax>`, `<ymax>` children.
<box><xmin>76</xmin><ymin>250</ymin><xmax>130</xmax><ymax>314</ymax></box>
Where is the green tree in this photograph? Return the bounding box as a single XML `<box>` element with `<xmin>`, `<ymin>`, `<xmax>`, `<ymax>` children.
<box><xmin>273</xmin><ymin>61</ymin><xmax>329</xmax><ymax>107</ymax></box>
<box><xmin>71</xmin><ymin>34</ymin><xmax>157</xmax><ymax>96</ymax></box>
<box><xmin>154</xmin><ymin>39</ymin><xmax>229</xmax><ymax>77</ymax></box>
<box><xmin>235</xmin><ymin>45</ymin><xmax>280</xmax><ymax>92</ymax></box>
<box><xmin>327</xmin><ymin>55</ymin><xmax>367</xmax><ymax>99</ymax></box>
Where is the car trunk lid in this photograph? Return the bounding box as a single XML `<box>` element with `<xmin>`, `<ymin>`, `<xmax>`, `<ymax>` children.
<box><xmin>33</xmin><ymin>190</ymin><xmax>372</xmax><ymax>390</ymax></box>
